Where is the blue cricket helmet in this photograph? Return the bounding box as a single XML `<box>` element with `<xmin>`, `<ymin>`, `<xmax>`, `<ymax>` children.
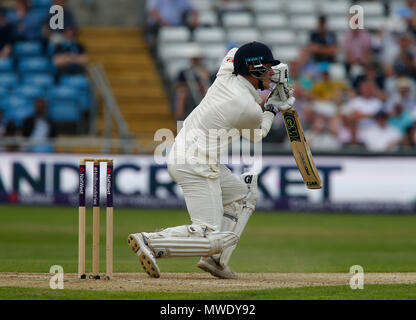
<box><xmin>233</xmin><ymin>41</ymin><xmax>280</xmax><ymax>76</ymax></box>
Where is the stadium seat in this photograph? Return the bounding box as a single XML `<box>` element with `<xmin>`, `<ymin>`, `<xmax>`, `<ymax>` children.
<box><xmin>60</xmin><ymin>76</ymin><xmax>91</xmax><ymax>111</ymax></box>
<box><xmin>0</xmin><ymin>86</ymin><xmax>8</xmax><ymax>100</ymax></box>
<box><xmin>22</xmin><ymin>73</ymin><xmax>54</xmax><ymax>88</ymax></box>
<box><xmin>249</xmin><ymin>0</ymin><xmax>284</xmax><ymax>13</ymax></box>
<box><xmin>3</xmin><ymin>106</ymin><xmax>35</xmax><ymax>127</ymax></box>
<box><xmin>18</xmin><ymin>57</ymin><xmax>52</xmax><ymax>74</ymax></box>
<box><xmin>14</xmin><ymin>42</ymin><xmax>43</xmax><ymax>57</ymax></box>
<box><xmin>328</xmin><ymin>16</ymin><xmax>350</xmax><ymax>32</ymax></box>
<box><xmin>256</xmin><ymin>14</ymin><xmax>288</xmax><ymax>30</ymax></box>
<box><xmin>0</xmin><ymin>73</ymin><xmax>19</xmax><ymax>89</ymax></box>
<box><xmin>47</xmin><ymin>86</ymin><xmax>80</xmax><ymax>103</ymax></box>
<box><xmin>204</xmin><ymin>58</ymin><xmax>221</xmax><ymax>73</ymax></box>
<box><xmin>198</xmin><ymin>10</ymin><xmax>219</xmax><ymax>26</ymax></box>
<box><xmin>158</xmin><ymin>43</ymin><xmax>202</xmax><ymax>60</ymax></box>
<box><xmin>290</xmin><ymin>15</ymin><xmax>318</xmax><ymax>30</ymax></box>
<box><xmin>158</xmin><ymin>27</ymin><xmax>191</xmax><ymax>44</ymax></box>
<box><xmin>60</xmin><ymin>75</ymin><xmax>90</xmax><ymax>90</ymax></box>
<box><xmin>189</xmin><ymin>0</ymin><xmax>213</xmax><ymax>11</ymax></box>
<box><xmin>13</xmin><ymin>85</ymin><xmax>45</xmax><ymax>100</ymax></box>
<box><xmin>365</xmin><ymin>16</ymin><xmax>386</xmax><ymax>30</ymax></box>
<box><xmin>262</xmin><ymin>30</ymin><xmax>297</xmax><ymax>46</ymax></box>
<box><xmin>297</xmin><ymin>31</ymin><xmax>311</xmax><ymax>46</ymax></box>
<box><xmin>356</xmin><ymin>2</ymin><xmax>384</xmax><ymax>16</ymax></box>
<box><xmin>31</xmin><ymin>0</ymin><xmax>52</xmax><ymax>8</ymax></box>
<box><xmin>320</xmin><ymin>1</ymin><xmax>351</xmax><ymax>16</ymax></box>
<box><xmin>227</xmin><ymin>28</ymin><xmax>261</xmax><ymax>45</ymax></box>
<box><xmin>0</xmin><ymin>58</ymin><xmax>13</xmax><ymax>72</ymax></box>
<box><xmin>329</xmin><ymin>63</ymin><xmax>346</xmax><ymax>80</ymax></box>
<box><xmin>194</xmin><ymin>27</ymin><xmax>226</xmax><ymax>43</ymax></box>
<box><xmin>1</xmin><ymin>95</ymin><xmax>34</xmax><ymax>127</ymax></box>
<box><xmin>200</xmin><ymin>43</ymin><xmax>227</xmax><ymax>60</ymax></box>
<box><xmin>48</xmin><ymin>100</ymin><xmax>81</xmax><ymax>123</ymax></box>
<box><xmin>222</xmin><ymin>12</ymin><xmax>254</xmax><ymax>28</ymax></box>
<box><xmin>272</xmin><ymin>46</ymin><xmax>299</xmax><ymax>62</ymax></box>
<box><xmin>287</xmin><ymin>1</ymin><xmax>317</xmax><ymax>14</ymax></box>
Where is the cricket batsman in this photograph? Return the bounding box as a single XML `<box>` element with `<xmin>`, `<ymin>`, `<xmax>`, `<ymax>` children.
<box><xmin>128</xmin><ymin>41</ymin><xmax>295</xmax><ymax>279</ymax></box>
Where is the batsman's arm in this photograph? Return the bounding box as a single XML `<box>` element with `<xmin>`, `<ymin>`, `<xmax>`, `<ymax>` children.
<box><xmin>235</xmin><ymin>108</ymin><xmax>274</xmax><ymax>143</ymax></box>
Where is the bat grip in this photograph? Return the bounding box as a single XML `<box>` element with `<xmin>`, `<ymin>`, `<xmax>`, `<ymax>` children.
<box><xmin>277</xmin><ymin>84</ymin><xmax>287</xmax><ymax>101</ymax></box>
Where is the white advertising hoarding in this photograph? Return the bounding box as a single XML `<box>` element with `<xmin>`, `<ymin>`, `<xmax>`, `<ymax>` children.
<box><xmin>0</xmin><ymin>153</ymin><xmax>415</xmax><ymax>212</ymax></box>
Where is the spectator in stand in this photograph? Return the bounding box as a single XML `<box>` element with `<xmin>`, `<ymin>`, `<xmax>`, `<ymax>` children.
<box><xmin>394</xmin><ymin>0</ymin><xmax>416</xmax><ymax>23</ymax></box>
<box><xmin>388</xmin><ymin>100</ymin><xmax>415</xmax><ymax>135</ymax></box>
<box><xmin>393</xmin><ymin>33</ymin><xmax>416</xmax><ymax>79</ymax></box>
<box><xmin>334</xmin><ymin>113</ymin><xmax>366</xmax><ymax>150</ymax></box>
<box><xmin>308</xmin><ymin>15</ymin><xmax>337</xmax><ymax>63</ymax></box>
<box><xmin>352</xmin><ymin>62</ymin><xmax>385</xmax><ymax>92</ymax></box>
<box><xmin>385</xmin><ymin>77</ymin><xmax>416</xmax><ymax>112</ymax></box>
<box><xmin>343</xmin><ymin>26</ymin><xmax>373</xmax><ymax>79</ymax></box>
<box><xmin>289</xmin><ymin>59</ymin><xmax>314</xmax><ymax>97</ymax></box>
<box><xmin>22</xmin><ymin>98</ymin><xmax>57</xmax><ymax>152</ymax></box>
<box><xmin>52</xmin><ymin>27</ymin><xmax>87</xmax><ymax>81</ymax></box>
<box><xmin>373</xmin><ymin>27</ymin><xmax>401</xmax><ymax>67</ymax></box>
<box><xmin>8</xmin><ymin>0</ymin><xmax>45</xmax><ymax>41</ymax></box>
<box><xmin>146</xmin><ymin>0</ymin><xmax>198</xmax><ymax>47</ymax></box>
<box><xmin>346</xmin><ymin>80</ymin><xmax>383</xmax><ymax>129</ymax></box>
<box><xmin>173</xmin><ymin>49</ymin><xmax>213</xmax><ymax>120</ymax></box>
<box><xmin>311</xmin><ymin>66</ymin><xmax>346</xmax><ymax>117</ymax></box>
<box><xmin>2</xmin><ymin>120</ymin><xmax>20</xmax><ymax>152</ymax></box>
<box><xmin>304</xmin><ymin>114</ymin><xmax>341</xmax><ymax>151</ymax></box>
<box><xmin>43</xmin><ymin>0</ymin><xmax>77</xmax><ymax>45</ymax></box>
<box><xmin>0</xmin><ymin>9</ymin><xmax>12</xmax><ymax>58</ymax></box>
<box><xmin>358</xmin><ymin>111</ymin><xmax>402</xmax><ymax>152</ymax></box>
<box><xmin>401</xmin><ymin>123</ymin><xmax>416</xmax><ymax>148</ymax></box>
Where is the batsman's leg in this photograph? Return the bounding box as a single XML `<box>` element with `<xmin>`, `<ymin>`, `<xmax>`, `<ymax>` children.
<box><xmin>198</xmin><ymin>168</ymin><xmax>258</xmax><ymax>279</ymax></box>
<box><xmin>219</xmin><ymin>171</ymin><xmax>258</xmax><ymax>268</ymax></box>
<box><xmin>128</xmin><ymin>225</ymin><xmax>239</xmax><ymax>278</ymax></box>
<box><xmin>128</xmin><ymin>163</ymin><xmax>239</xmax><ymax>278</ymax></box>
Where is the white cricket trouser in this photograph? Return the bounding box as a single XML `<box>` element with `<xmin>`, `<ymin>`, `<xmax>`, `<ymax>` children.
<box><xmin>168</xmin><ymin>163</ymin><xmax>248</xmax><ymax>231</ymax></box>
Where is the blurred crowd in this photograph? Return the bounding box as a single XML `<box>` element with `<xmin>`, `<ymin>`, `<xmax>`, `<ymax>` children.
<box><xmin>0</xmin><ymin>0</ymin><xmax>89</xmax><ymax>152</ymax></box>
<box><xmin>147</xmin><ymin>0</ymin><xmax>416</xmax><ymax>152</ymax></box>
<box><xmin>285</xmin><ymin>8</ymin><xmax>416</xmax><ymax>153</ymax></box>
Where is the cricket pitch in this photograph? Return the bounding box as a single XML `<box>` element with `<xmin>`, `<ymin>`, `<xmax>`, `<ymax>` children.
<box><xmin>1</xmin><ymin>272</ymin><xmax>416</xmax><ymax>293</ymax></box>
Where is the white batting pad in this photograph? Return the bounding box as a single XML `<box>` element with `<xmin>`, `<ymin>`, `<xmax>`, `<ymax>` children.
<box><xmin>213</xmin><ymin>172</ymin><xmax>258</xmax><ymax>267</ymax></box>
<box><xmin>143</xmin><ymin>225</ymin><xmax>238</xmax><ymax>258</ymax></box>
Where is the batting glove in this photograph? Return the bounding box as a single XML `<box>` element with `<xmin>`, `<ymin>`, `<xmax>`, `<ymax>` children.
<box><xmin>265</xmin><ymin>83</ymin><xmax>295</xmax><ymax>115</ymax></box>
<box><xmin>265</xmin><ymin>97</ymin><xmax>295</xmax><ymax>115</ymax></box>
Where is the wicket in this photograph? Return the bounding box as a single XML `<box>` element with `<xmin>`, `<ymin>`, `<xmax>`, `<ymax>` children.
<box><xmin>78</xmin><ymin>158</ymin><xmax>114</xmax><ymax>280</ymax></box>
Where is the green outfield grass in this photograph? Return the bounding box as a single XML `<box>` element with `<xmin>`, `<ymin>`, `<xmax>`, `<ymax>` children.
<box><xmin>0</xmin><ymin>205</ymin><xmax>415</xmax><ymax>273</ymax></box>
<box><xmin>0</xmin><ymin>205</ymin><xmax>415</xmax><ymax>300</ymax></box>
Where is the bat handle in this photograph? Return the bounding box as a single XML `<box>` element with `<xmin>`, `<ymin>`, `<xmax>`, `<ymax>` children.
<box><xmin>277</xmin><ymin>84</ymin><xmax>287</xmax><ymax>101</ymax></box>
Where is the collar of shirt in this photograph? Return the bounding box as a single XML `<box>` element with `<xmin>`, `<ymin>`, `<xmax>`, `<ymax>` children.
<box><xmin>236</xmin><ymin>74</ymin><xmax>263</xmax><ymax>104</ymax></box>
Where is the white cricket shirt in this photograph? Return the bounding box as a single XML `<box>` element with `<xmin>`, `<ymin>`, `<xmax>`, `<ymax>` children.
<box><xmin>168</xmin><ymin>48</ymin><xmax>275</xmax><ymax>166</ymax></box>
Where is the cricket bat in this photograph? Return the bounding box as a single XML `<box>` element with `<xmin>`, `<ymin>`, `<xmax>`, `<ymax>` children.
<box><xmin>272</xmin><ymin>64</ymin><xmax>322</xmax><ymax>189</ymax></box>
<box><xmin>281</xmin><ymin>108</ymin><xmax>322</xmax><ymax>189</ymax></box>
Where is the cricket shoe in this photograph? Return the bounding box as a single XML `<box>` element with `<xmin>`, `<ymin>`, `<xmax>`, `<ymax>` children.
<box><xmin>128</xmin><ymin>233</ymin><xmax>160</xmax><ymax>278</ymax></box>
<box><xmin>197</xmin><ymin>257</ymin><xmax>237</xmax><ymax>279</ymax></box>
<box><xmin>241</xmin><ymin>172</ymin><xmax>258</xmax><ymax>209</ymax></box>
